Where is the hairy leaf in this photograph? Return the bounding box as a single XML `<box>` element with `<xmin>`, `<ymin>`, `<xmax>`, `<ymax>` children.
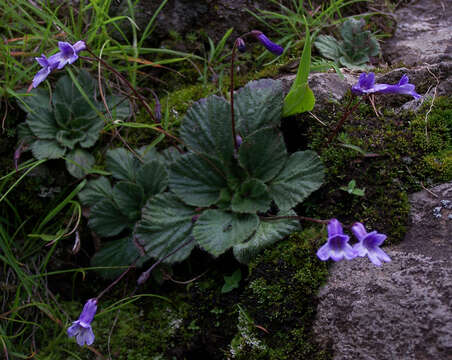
<box><xmin>169</xmin><ymin>153</ymin><xmax>227</xmax><ymax>207</ymax></box>
<box><xmin>234</xmin><ymin>79</ymin><xmax>284</xmax><ymax>137</ymax></box>
<box><xmin>136</xmin><ymin>161</ymin><xmax>168</xmax><ymax>198</ymax></box>
<box><xmin>89</xmin><ymin>199</ymin><xmax>133</xmax><ymax>237</ymax></box>
<box><xmin>91</xmin><ymin>236</ymin><xmax>147</xmax><ymax>279</ymax></box>
<box><xmin>106</xmin><ymin>148</ymin><xmax>140</xmax><ymax>182</ymax></box>
<box><xmin>231</xmin><ymin>178</ymin><xmax>272</xmax><ymax>214</ymax></box>
<box><xmin>27</xmin><ymin>109</ymin><xmax>58</xmax><ymax>139</ymax></box>
<box><xmin>180</xmin><ymin>95</ymin><xmax>234</xmax><ymax>165</ymax></box>
<box><xmin>112</xmin><ymin>181</ymin><xmax>145</xmax><ymax>222</ymax></box>
<box><xmin>65</xmin><ymin>149</ymin><xmax>95</xmax><ymax>178</ymax></box>
<box><xmin>269</xmin><ymin>150</ymin><xmax>324</xmax><ymax>211</ymax></box>
<box><xmin>78</xmin><ymin>177</ymin><xmax>113</xmax><ymax>206</ymax></box>
<box><xmin>233</xmin><ymin>210</ymin><xmax>299</xmax><ymax>263</ymax></box>
<box><xmin>238</xmin><ymin>127</ymin><xmax>287</xmax><ymax>182</ymax></box>
<box><xmin>193</xmin><ymin>210</ymin><xmax>259</xmax><ymax>257</ymax></box>
<box><xmin>135</xmin><ymin>193</ymin><xmax>196</xmax><ymax>263</ymax></box>
<box><xmin>31</xmin><ymin>139</ymin><xmax>66</xmax><ymax>159</ymax></box>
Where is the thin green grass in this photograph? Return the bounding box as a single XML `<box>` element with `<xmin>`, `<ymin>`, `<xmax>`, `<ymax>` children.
<box><xmin>247</xmin><ymin>0</ymin><xmax>368</xmax><ymax>62</ymax></box>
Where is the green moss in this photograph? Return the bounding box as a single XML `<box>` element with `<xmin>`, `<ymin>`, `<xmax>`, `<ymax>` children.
<box><xmin>230</xmin><ymin>227</ymin><xmax>331</xmax><ymax>360</ymax></box>
<box><xmin>288</xmin><ymin>96</ymin><xmax>452</xmax><ymax>245</ymax></box>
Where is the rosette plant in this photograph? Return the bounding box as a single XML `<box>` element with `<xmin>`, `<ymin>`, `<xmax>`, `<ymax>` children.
<box><xmin>80</xmin><ymin>79</ymin><xmax>324</xmax><ymax>276</ymax></box>
<box><xmin>17</xmin><ymin>70</ymin><xmax>130</xmax><ymax>178</ymax></box>
<box><xmin>77</xmin><ymin>146</ymin><xmax>178</xmax><ymax>278</ymax></box>
<box><xmin>314</xmin><ymin>18</ymin><xmax>380</xmax><ymax>69</ymax></box>
<box><xmin>135</xmin><ymin>79</ymin><xmax>324</xmax><ymax>264</ymax></box>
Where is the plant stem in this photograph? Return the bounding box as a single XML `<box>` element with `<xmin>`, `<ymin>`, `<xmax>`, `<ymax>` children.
<box><xmin>230</xmin><ymin>40</ymin><xmax>239</xmax><ymax>152</ymax></box>
<box><xmin>136</xmin><ymin>238</ymin><xmax>195</xmax><ymax>286</ymax></box>
<box><xmin>326</xmin><ymin>95</ymin><xmax>364</xmax><ymax>145</ymax></box>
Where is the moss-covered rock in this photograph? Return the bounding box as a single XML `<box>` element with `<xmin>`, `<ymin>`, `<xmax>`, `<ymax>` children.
<box><xmin>229</xmin><ymin>227</ymin><xmax>331</xmax><ymax>359</ymax></box>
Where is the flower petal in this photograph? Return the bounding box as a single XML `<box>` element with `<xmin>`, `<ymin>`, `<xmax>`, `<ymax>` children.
<box><xmin>343</xmin><ymin>244</ymin><xmax>357</xmax><ymax>260</ymax></box>
<box><xmin>375</xmin><ymin>247</ymin><xmax>391</xmax><ymax>263</ymax></box>
<box><xmin>316</xmin><ymin>243</ymin><xmax>332</xmax><ymax>260</ymax></box>
<box><xmin>67</xmin><ymin>322</ymin><xmax>80</xmax><ymax>337</ymax></box>
<box><xmin>32</xmin><ymin>67</ymin><xmax>51</xmax><ymax>88</ymax></box>
<box><xmin>351</xmin><ymin>222</ymin><xmax>368</xmax><ymax>242</ymax></box>
<box><xmin>367</xmin><ymin>249</ymin><xmax>382</xmax><ymax>266</ymax></box>
<box><xmin>328</xmin><ymin>218</ymin><xmax>344</xmax><ymax>238</ymax></box>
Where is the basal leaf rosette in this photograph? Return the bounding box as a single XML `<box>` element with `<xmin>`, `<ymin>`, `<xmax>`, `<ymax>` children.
<box><xmin>78</xmin><ymin>147</ymin><xmax>168</xmax><ymax>277</ymax></box>
<box><xmin>17</xmin><ymin>70</ymin><xmax>130</xmax><ymax>178</ymax></box>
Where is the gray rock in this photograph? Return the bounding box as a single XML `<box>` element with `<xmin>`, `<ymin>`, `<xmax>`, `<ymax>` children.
<box><xmin>383</xmin><ymin>0</ymin><xmax>452</xmax><ymax>66</ymax></box>
<box><xmin>109</xmin><ymin>0</ymin><xmax>277</xmax><ymax>48</ymax></box>
<box><xmin>313</xmin><ymin>182</ymin><xmax>452</xmax><ymax>360</ymax></box>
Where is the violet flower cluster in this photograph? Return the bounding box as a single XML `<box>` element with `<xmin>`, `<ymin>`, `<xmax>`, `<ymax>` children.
<box><xmin>32</xmin><ymin>40</ymin><xmax>86</xmax><ymax>88</ymax></box>
<box><xmin>317</xmin><ymin>218</ymin><xmax>391</xmax><ymax>266</ymax></box>
<box><xmin>67</xmin><ymin>298</ymin><xmax>97</xmax><ymax>346</ymax></box>
<box><xmin>352</xmin><ymin>72</ymin><xmax>421</xmax><ymax>99</ymax></box>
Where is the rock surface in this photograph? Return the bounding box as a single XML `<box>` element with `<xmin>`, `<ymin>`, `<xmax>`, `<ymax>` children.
<box><xmin>383</xmin><ymin>0</ymin><xmax>452</xmax><ymax>66</ymax></box>
<box><xmin>313</xmin><ymin>181</ymin><xmax>452</xmax><ymax>360</ymax></box>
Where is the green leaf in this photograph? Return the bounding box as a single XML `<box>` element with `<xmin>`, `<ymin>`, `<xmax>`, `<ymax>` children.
<box><xmin>30</xmin><ymin>139</ymin><xmax>66</xmax><ymax>159</ymax></box>
<box><xmin>283</xmin><ymin>29</ymin><xmax>315</xmax><ymax>117</ymax></box>
<box><xmin>160</xmin><ymin>147</ymin><xmax>182</xmax><ymax>163</ymax></box>
<box><xmin>56</xmin><ymin>129</ymin><xmax>85</xmax><ymax>149</ymax></box>
<box><xmin>136</xmin><ymin>161</ymin><xmax>168</xmax><ymax>198</ymax></box>
<box><xmin>89</xmin><ymin>199</ymin><xmax>133</xmax><ymax>237</ymax></box>
<box><xmin>91</xmin><ymin>236</ymin><xmax>147</xmax><ymax>279</ymax></box>
<box><xmin>135</xmin><ymin>193</ymin><xmax>196</xmax><ymax>263</ymax></box>
<box><xmin>283</xmin><ymin>84</ymin><xmax>315</xmax><ymax>117</ymax></box>
<box><xmin>269</xmin><ymin>150</ymin><xmax>324</xmax><ymax>211</ymax></box>
<box><xmin>238</xmin><ymin>127</ymin><xmax>287</xmax><ymax>182</ymax></box>
<box><xmin>193</xmin><ymin>210</ymin><xmax>259</xmax><ymax>257</ymax></box>
<box><xmin>112</xmin><ymin>181</ymin><xmax>145</xmax><ymax>221</ymax></box>
<box><xmin>137</xmin><ymin>146</ymin><xmax>163</xmax><ymax>163</ymax></box>
<box><xmin>79</xmin><ymin>118</ymin><xmax>104</xmax><ymax>148</ymax></box>
<box><xmin>169</xmin><ymin>153</ymin><xmax>227</xmax><ymax>207</ymax></box>
<box><xmin>221</xmin><ymin>269</ymin><xmax>242</xmax><ymax>293</ymax></box>
<box><xmin>65</xmin><ymin>149</ymin><xmax>95</xmax><ymax>178</ymax></box>
<box><xmin>231</xmin><ymin>178</ymin><xmax>272</xmax><ymax>214</ymax></box>
<box><xmin>26</xmin><ymin>109</ymin><xmax>58</xmax><ymax>139</ymax></box>
<box><xmin>16</xmin><ymin>88</ymin><xmax>51</xmax><ymax>113</ymax></box>
<box><xmin>78</xmin><ymin>177</ymin><xmax>113</xmax><ymax>206</ymax></box>
<box><xmin>233</xmin><ymin>210</ymin><xmax>299</xmax><ymax>263</ymax></box>
<box><xmin>234</xmin><ymin>79</ymin><xmax>284</xmax><ymax>137</ymax></box>
<box><xmin>106</xmin><ymin>148</ymin><xmax>140</xmax><ymax>181</ymax></box>
<box><xmin>104</xmin><ymin>95</ymin><xmax>131</xmax><ymax>121</ymax></box>
<box><xmin>180</xmin><ymin>95</ymin><xmax>234</xmax><ymax>165</ymax></box>
<box><xmin>314</xmin><ymin>35</ymin><xmax>341</xmax><ymax>61</ymax></box>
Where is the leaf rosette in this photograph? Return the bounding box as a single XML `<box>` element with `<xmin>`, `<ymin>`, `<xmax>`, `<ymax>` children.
<box><xmin>17</xmin><ymin>70</ymin><xmax>130</xmax><ymax>178</ymax></box>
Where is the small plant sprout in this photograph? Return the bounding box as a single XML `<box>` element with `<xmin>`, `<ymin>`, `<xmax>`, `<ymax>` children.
<box><xmin>222</xmin><ymin>269</ymin><xmax>242</xmax><ymax>293</ymax></box>
<box><xmin>67</xmin><ymin>298</ymin><xmax>98</xmax><ymax>346</ymax></box>
<box><xmin>340</xmin><ymin>180</ymin><xmax>365</xmax><ymax>197</ymax></box>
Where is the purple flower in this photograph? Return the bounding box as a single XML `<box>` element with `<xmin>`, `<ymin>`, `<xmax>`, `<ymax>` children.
<box><xmin>251</xmin><ymin>30</ymin><xmax>283</xmax><ymax>56</ymax></box>
<box><xmin>351</xmin><ymin>222</ymin><xmax>391</xmax><ymax>266</ymax></box>
<box><xmin>67</xmin><ymin>298</ymin><xmax>97</xmax><ymax>346</ymax></box>
<box><xmin>316</xmin><ymin>219</ymin><xmax>357</xmax><ymax>261</ymax></box>
<box><xmin>32</xmin><ymin>40</ymin><xmax>86</xmax><ymax>88</ymax></box>
<box><xmin>379</xmin><ymin>74</ymin><xmax>421</xmax><ymax>99</ymax></box>
<box><xmin>236</xmin><ymin>37</ymin><xmax>246</xmax><ymax>53</ymax></box>
<box><xmin>32</xmin><ymin>54</ymin><xmax>58</xmax><ymax>88</ymax></box>
<box><xmin>352</xmin><ymin>72</ymin><xmax>421</xmax><ymax>99</ymax></box>
<box><xmin>49</xmin><ymin>41</ymin><xmax>86</xmax><ymax>70</ymax></box>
